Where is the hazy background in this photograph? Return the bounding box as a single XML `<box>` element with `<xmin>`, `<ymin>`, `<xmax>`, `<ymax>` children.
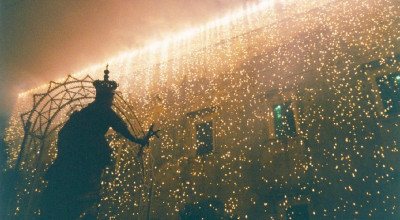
<box><xmin>0</xmin><ymin>0</ymin><xmax>255</xmax><ymax>136</ymax></box>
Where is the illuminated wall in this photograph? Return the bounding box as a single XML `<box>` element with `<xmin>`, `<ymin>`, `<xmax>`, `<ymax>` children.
<box><xmin>4</xmin><ymin>0</ymin><xmax>400</xmax><ymax>219</ymax></box>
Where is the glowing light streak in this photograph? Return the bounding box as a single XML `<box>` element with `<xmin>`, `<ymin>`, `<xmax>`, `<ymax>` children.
<box><xmin>17</xmin><ymin>0</ymin><xmax>289</xmax><ymax>97</ymax></box>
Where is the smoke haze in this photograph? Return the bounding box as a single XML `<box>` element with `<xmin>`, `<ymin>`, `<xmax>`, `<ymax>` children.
<box><xmin>0</xmin><ymin>0</ymin><xmax>253</xmax><ymax>135</ymax></box>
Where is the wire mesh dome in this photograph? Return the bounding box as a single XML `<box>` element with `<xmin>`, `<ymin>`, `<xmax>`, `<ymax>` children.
<box><xmin>11</xmin><ymin>74</ymin><xmax>155</xmax><ymax>219</ymax></box>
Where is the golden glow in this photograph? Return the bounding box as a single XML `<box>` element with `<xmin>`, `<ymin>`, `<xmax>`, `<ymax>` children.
<box><xmin>6</xmin><ymin>0</ymin><xmax>400</xmax><ymax>219</ymax></box>
<box><xmin>17</xmin><ymin>0</ymin><xmax>291</xmax><ymax>98</ymax></box>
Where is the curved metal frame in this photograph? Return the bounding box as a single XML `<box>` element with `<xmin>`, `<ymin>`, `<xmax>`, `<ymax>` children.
<box><xmin>13</xmin><ymin>75</ymin><xmax>154</xmax><ymax>219</ymax></box>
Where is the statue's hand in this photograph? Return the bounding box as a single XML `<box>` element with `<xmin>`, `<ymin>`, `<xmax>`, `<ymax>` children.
<box><xmin>146</xmin><ymin>124</ymin><xmax>160</xmax><ymax>140</ymax></box>
<box><xmin>137</xmin><ymin>124</ymin><xmax>160</xmax><ymax>157</ymax></box>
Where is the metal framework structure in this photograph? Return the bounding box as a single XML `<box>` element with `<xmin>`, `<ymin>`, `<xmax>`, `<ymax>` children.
<box><xmin>11</xmin><ymin>75</ymin><xmax>154</xmax><ymax>219</ymax></box>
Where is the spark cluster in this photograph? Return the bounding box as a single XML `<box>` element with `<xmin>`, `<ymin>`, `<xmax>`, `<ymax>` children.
<box><xmin>4</xmin><ymin>0</ymin><xmax>400</xmax><ymax>219</ymax></box>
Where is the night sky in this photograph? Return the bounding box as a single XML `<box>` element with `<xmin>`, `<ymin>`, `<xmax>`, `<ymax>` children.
<box><xmin>0</xmin><ymin>0</ymin><xmax>250</xmax><ymax>136</ymax></box>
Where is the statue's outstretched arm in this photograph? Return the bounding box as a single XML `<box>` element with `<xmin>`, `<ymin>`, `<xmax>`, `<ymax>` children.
<box><xmin>109</xmin><ymin>109</ymin><xmax>160</xmax><ymax>157</ymax></box>
<box><xmin>109</xmin><ymin>110</ymin><xmax>146</xmax><ymax>145</ymax></box>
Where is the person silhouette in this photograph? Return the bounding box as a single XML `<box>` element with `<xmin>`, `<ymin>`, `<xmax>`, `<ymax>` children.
<box><xmin>39</xmin><ymin>66</ymin><xmax>158</xmax><ymax>219</ymax></box>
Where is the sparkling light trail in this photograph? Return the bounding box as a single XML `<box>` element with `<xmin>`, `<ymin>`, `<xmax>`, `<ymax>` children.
<box><xmin>4</xmin><ymin>0</ymin><xmax>400</xmax><ymax>219</ymax></box>
<box><xmin>17</xmin><ymin>0</ymin><xmax>299</xmax><ymax>98</ymax></box>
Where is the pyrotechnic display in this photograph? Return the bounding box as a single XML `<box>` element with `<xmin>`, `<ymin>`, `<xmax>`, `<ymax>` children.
<box><xmin>1</xmin><ymin>0</ymin><xmax>400</xmax><ymax>219</ymax></box>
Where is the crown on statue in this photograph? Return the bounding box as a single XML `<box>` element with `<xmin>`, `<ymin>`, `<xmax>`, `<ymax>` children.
<box><xmin>93</xmin><ymin>64</ymin><xmax>118</xmax><ymax>94</ymax></box>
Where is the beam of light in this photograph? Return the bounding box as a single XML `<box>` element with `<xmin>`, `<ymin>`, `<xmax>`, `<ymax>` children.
<box><xmin>17</xmin><ymin>0</ymin><xmax>289</xmax><ymax>97</ymax></box>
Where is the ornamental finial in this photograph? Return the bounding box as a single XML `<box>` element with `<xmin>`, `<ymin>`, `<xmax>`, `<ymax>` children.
<box><xmin>104</xmin><ymin>64</ymin><xmax>110</xmax><ymax>81</ymax></box>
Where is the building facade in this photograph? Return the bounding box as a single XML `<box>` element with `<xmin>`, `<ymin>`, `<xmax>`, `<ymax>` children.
<box><xmin>4</xmin><ymin>0</ymin><xmax>400</xmax><ymax>219</ymax></box>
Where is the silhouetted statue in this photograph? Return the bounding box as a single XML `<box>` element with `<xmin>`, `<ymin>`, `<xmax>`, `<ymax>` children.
<box><xmin>39</xmin><ymin>66</ymin><xmax>159</xmax><ymax>219</ymax></box>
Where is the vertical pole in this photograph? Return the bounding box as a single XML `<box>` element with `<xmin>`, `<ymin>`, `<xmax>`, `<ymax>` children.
<box><xmin>24</xmin><ymin>137</ymin><xmax>46</xmax><ymax>220</ymax></box>
<box><xmin>7</xmin><ymin>121</ymin><xmax>31</xmax><ymax>218</ymax></box>
<box><xmin>146</xmin><ymin>171</ymin><xmax>154</xmax><ymax>220</ymax></box>
<box><xmin>15</xmin><ymin>121</ymin><xmax>31</xmax><ymax>172</ymax></box>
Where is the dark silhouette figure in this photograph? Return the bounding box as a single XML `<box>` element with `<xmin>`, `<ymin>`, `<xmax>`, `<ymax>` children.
<box><xmin>39</xmin><ymin>67</ymin><xmax>158</xmax><ymax>219</ymax></box>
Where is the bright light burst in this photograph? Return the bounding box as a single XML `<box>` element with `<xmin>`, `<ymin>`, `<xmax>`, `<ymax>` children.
<box><xmin>5</xmin><ymin>0</ymin><xmax>400</xmax><ymax>219</ymax></box>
